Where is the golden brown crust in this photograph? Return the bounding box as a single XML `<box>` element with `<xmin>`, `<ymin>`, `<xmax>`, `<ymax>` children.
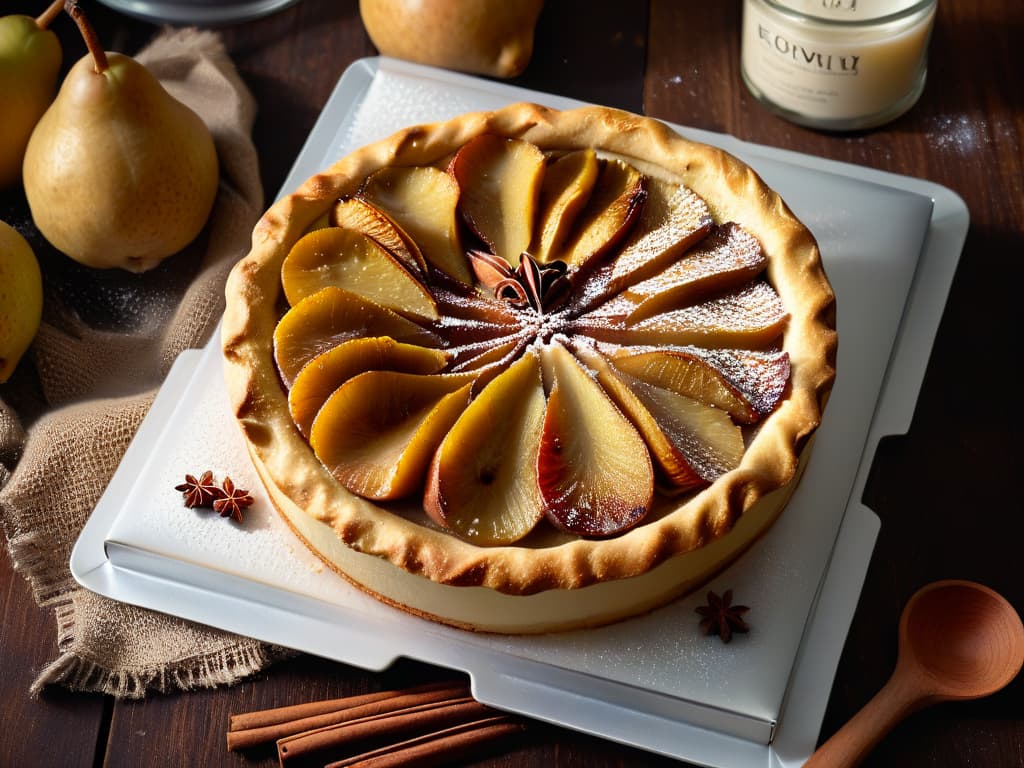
<box><xmin>222</xmin><ymin>102</ymin><xmax>836</xmax><ymax>597</ymax></box>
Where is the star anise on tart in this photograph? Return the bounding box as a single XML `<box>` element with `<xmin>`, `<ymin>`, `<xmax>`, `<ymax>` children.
<box><xmin>468</xmin><ymin>250</ymin><xmax>570</xmax><ymax>313</ymax></box>
<box><xmin>696</xmin><ymin>589</ymin><xmax>751</xmax><ymax>643</ymax></box>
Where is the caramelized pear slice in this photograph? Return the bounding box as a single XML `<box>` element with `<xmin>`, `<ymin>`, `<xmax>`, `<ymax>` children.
<box><xmin>560</xmin><ymin>158</ymin><xmax>646</xmax><ymax>271</ymax></box>
<box><xmin>622</xmin><ymin>375</ymin><xmax>745</xmax><ymax>484</ymax></box>
<box><xmin>608</xmin><ymin>345</ymin><xmax>791</xmax><ymax>422</ymax></box>
<box><xmin>529</xmin><ymin>149</ymin><xmax>599</xmax><ymax>263</ymax></box>
<box><xmin>289</xmin><ymin>337</ymin><xmax>449</xmax><ymax>437</ymax></box>
<box><xmin>360</xmin><ymin>166</ymin><xmax>472</xmax><ymax>285</ymax></box>
<box><xmin>572</xmin><ymin>342</ymin><xmax>703</xmax><ymax>490</ymax></box>
<box><xmin>281</xmin><ymin>227</ymin><xmax>438</xmax><ymax>322</ymax></box>
<box><xmin>274</xmin><ymin>287</ymin><xmax>441</xmax><ymax>388</ymax></box>
<box><xmin>686</xmin><ymin>347</ymin><xmax>791</xmax><ymax>417</ymax></box>
<box><xmin>622</xmin><ymin>223</ymin><xmax>766</xmax><ymax>323</ymax></box>
<box><xmin>537</xmin><ymin>342</ymin><xmax>653</xmax><ymax>536</ymax></box>
<box><xmin>424</xmin><ymin>352</ymin><xmax>547</xmax><ymax>544</ymax></box>
<box><xmin>573</xmin><ymin>280</ymin><xmax>788</xmax><ymax>349</ymax></box>
<box><xmin>605</xmin><ymin>180</ymin><xmax>714</xmax><ymax>291</ymax></box>
<box><xmin>449</xmin><ymin>134</ymin><xmax>545</xmax><ymax>265</ymax></box>
<box><xmin>310</xmin><ymin>371</ymin><xmax>475</xmax><ymax>501</ymax></box>
<box><xmin>330</xmin><ymin>196</ymin><xmax>428</xmax><ymax>277</ymax></box>
<box><xmin>627</xmin><ymin>280</ymin><xmax>787</xmax><ymax>347</ymax></box>
<box><xmin>609</xmin><ymin>346</ymin><xmax>762</xmax><ymax>424</ymax></box>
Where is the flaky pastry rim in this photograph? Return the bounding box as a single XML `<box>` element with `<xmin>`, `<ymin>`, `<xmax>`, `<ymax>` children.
<box><xmin>222</xmin><ymin>102</ymin><xmax>837</xmax><ymax>595</ymax></box>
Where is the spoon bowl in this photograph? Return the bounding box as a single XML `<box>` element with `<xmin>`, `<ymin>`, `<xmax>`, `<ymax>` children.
<box><xmin>900</xmin><ymin>580</ymin><xmax>1024</xmax><ymax>701</ymax></box>
<box><xmin>805</xmin><ymin>579</ymin><xmax>1024</xmax><ymax>768</ymax></box>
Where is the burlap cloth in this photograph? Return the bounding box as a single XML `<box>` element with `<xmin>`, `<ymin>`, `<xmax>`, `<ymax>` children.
<box><xmin>0</xmin><ymin>27</ymin><xmax>292</xmax><ymax>698</ymax></box>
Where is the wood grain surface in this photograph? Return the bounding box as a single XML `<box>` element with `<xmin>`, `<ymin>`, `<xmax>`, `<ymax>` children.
<box><xmin>2</xmin><ymin>1</ymin><xmax>1022</xmax><ymax>766</ymax></box>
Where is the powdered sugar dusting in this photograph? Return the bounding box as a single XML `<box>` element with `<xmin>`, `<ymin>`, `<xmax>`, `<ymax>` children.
<box><xmin>626</xmin><ymin>223</ymin><xmax>765</xmax><ymax>305</ymax></box>
<box><xmin>687</xmin><ymin>348</ymin><xmax>791</xmax><ymax>416</ymax></box>
<box><xmin>612</xmin><ymin>183</ymin><xmax>713</xmax><ymax>284</ymax></box>
<box><xmin>629</xmin><ymin>281</ymin><xmax>787</xmax><ymax>340</ymax></box>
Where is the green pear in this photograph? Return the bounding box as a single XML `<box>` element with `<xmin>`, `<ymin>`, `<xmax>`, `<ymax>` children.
<box><xmin>0</xmin><ymin>219</ymin><xmax>43</xmax><ymax>382</ymax></box>
<box><xmin>0</xmin><ymin>0</ymin><xmax>63</xmax><ymax>189</ymax></box>
<box><xmin>23</xmin><ymin>2</ymin><xmax>219</xmax><ymax>272</ymax></box>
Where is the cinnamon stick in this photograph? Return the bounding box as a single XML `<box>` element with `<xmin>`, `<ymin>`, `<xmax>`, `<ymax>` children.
<box><xmin>324</xmin><ymin>715</ymin><xmax>527</xmax><ymax>768</ymax></box>
<box><xmin>227</xmin><ymin>681</ymin><xmax>468</xmax><ymax>751</ymax></box>
<box><xmin>276</xmin><ymin>697</ymin><xmax>495</xmax><ymax>768</ymax></box>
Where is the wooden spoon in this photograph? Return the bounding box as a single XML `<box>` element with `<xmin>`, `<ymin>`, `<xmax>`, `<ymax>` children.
<box><xmin>805</xmin><ymin>579</ymin><xmax>1024</xmax><ymax>768</ymax></box>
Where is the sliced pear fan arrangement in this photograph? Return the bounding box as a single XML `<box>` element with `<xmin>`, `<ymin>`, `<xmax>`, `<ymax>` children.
<box><xmin>273</xmin><ymin>135</ymin><xmax>793</xmax><ymax>545</ymax></box>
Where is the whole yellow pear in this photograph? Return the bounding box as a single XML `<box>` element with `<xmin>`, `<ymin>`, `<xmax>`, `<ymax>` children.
<box><xmin>0</xmin><ymin>220</ymin><xmax>43</xmax><ymax>383</ymax></box>
<box><xmin>359</xmin><ymin>0</ymin><xmax>544</xmax><ymax>78</ymax></box>
<box><xmin>23</xmin><ymin>5</ymin><xmax>218</xmax><ymax>272</ymax></box>
<box><xmin>0</xmin><ymin>0</ymin><xmax>63</xmax><ymax>188</ymax></box>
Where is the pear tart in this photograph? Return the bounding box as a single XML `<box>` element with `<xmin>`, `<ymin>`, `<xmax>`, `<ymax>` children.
<box><xmin>223</xmin><ymin>103</ymin><xmax>836</xmax><ymax>633</ymax></box>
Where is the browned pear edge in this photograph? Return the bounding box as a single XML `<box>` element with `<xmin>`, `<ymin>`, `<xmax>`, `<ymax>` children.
<box><xmin>222</xmin><ymin>101</ymin><xmax>837</xmax><ymax>595</ymax></box>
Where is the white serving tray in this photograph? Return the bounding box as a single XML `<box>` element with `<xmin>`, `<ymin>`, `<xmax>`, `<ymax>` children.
<box><xmin>71</xmin><ymin>58</ymin><xmax>968</xmax><ymax>767</ymax></box>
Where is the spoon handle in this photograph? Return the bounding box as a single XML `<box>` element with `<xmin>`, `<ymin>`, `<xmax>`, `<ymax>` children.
<box><xmin>804</xmin><ymin>670</ymin><xmax>924</xmax><ymax>768</ymax></box>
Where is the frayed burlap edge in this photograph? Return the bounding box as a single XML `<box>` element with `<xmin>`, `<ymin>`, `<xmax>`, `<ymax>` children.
<box><xmin>31</xmin><ymin>598</ymin><xmax>295</xmax><ymax>699</ymax></box>
<box><xmin>3</xmin><ymin>520</ymin><xmax>296</xmax><ymax>700</ymax></box>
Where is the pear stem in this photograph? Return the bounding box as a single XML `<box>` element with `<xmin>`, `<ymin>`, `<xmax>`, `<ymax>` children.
<box><xmin>65</xmin><ymin>1</ymin><xmax>109</xmax><ymax>74</ymax></box>
<box><xmin>36</xmin><ymin>0</ymin><xmax>64</xmax><ymax>29</ymax></box>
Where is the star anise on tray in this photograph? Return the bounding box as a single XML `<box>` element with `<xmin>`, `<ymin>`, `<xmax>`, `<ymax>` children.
<box><xmin>213</xmin><ymin>477</ymin><xmax>254</xmax><ymax>523</ymax></box>
<box><xmin>467</xmin><ymin>250</ymin><xmax>570</xmax><ymax>314</ymax></box>
<box><xmin>174</xmin><ymin>470</ymin><xmax>224</xmax><ymax>508</ymax></box>
<box><xmin>696</xmin><ymin>589</ymin><xmax>750</xmax><ymax>643</ymax></box>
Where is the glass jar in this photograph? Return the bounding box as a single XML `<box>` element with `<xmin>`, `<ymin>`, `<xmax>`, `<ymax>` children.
<box><xmin>95</xmin><ymin>0</ymin><xmax>299</xmax><ymax>25</ymax></box>
<box><xmin>740</xmin><ymin>0</ymin><xmax>937</xmax><ymax>130</ymax></box>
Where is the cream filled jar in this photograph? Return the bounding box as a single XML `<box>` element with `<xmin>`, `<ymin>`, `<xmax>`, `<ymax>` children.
<box><xmin>741</xmin><ymin>0</ymin><xmax>937</xmax><ymax>130</ymax></box>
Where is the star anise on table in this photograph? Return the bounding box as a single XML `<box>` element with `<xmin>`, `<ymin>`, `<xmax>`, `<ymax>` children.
<box><xmin>212</xmin><ymin>477</ymin><xmax>254</xmax><ymax>523</ymax></box>
<box><xmin>174</xmin><ymin>470</ymin><xmax>224</xmax><ymax>508</ymax></box>
<box><xmin>467</xmin><ymin>250</ymin><xmax>570</xmax><ymax>314</ymax></box>
<box><xmin>696</xmin><ymin>589</ymin><xmax>750</xmax><ymax>643</ymax></box>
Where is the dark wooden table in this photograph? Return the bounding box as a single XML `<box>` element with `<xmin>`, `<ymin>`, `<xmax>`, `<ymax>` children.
<box><xmin>3</xmin><ymin>1</ymin><xmax>1022</xmax><ymax>766</ymax></box>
